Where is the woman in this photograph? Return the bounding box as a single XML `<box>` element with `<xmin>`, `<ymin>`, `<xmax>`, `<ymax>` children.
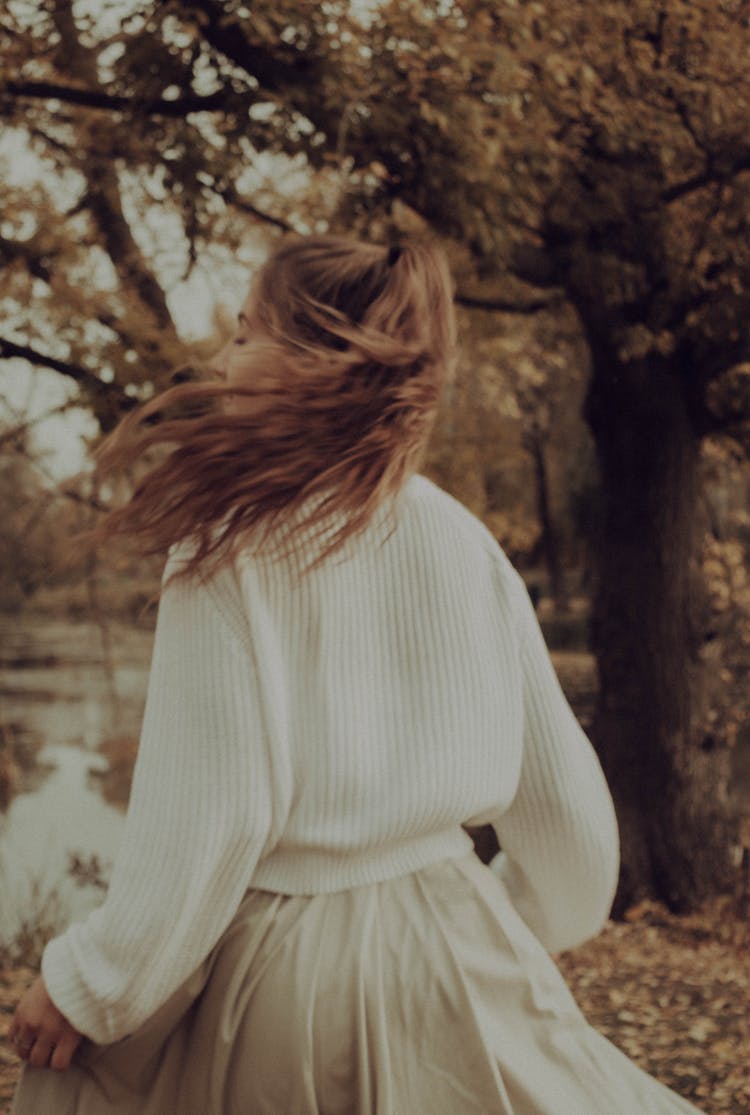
<box><xmin>10</xmin><ymin>236</ymin><xmax>702</xmax><ymax>1113</ymax></box>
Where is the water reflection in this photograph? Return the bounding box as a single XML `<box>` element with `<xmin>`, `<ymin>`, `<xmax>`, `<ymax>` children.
<box><xmin>0</xmin><ymin>745</ymin><xmax>124</xmax><ymax>948</ymax></box>
<box><xmin>0</xmin><ymin>616</ymin><xmax>153</xmax><ymax>952</ymax></box>
<box><xmin>0</xmin><ymin>616</ymin><xmax>152</xmax><ymax>747</ymax></box>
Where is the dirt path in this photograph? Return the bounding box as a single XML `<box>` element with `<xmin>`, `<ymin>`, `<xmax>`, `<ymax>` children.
<box><xmin>1</xmin><ymin>902</ymin><xmax>748</xmax><ymax>1113</ymax></box>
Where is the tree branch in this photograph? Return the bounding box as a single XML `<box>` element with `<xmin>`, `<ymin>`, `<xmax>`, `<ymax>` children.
<box><xmin>213</xmin><ymin>182</ymin><xmax>297</xmax><ymax>232</ymax></box>
<box><xmin>0</xmin><ymin>337</ymin><xmax>135</xmax><ymax>412</ymax></box>
<box><xmin>0</xmin><ymin>235</ymin><xmax>53</xmax><ymax>282</ymax></box>
<box><xmin>5</xmin><ymin>438</ymin><xmax>108</xmax><ymax>510</ymax></box>
<box><xmin>179</xmin><ymin>0</ymin><xmax>338</xmax><ymax>143</ymax></box>
<box><xmin>662</xmin><ymin>153</ymin><xmax>750</xmax><ymax>204</ymax></box>
<box><xmin>182</xmin><ymin>0</ymin><xmax>316</xmax><ymax>95</ymax></box>
<box><xmin>79</xmin><ymin>177</ymin><xmax>178</xmax><ymax>334</ymax></box>
<box><xmin>455</xmin><ymin>292</ymin><xmax>564</xmax><ymax>314</ymax></box>
<box><xmin>0</xmin><ymin>401</ymin><xmax>80</xmax><ymax>449</ymax></box>
<box><xmin>4</xmin><ymin>80</ymin><xmax>235</xmax><ymax>118</ymax></box>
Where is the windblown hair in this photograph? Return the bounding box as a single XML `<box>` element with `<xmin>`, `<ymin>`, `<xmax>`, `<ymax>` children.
<box><xmin>94</xmin><ymin>235</ymin><xmax>457</xmax><ymax>579</ymax></box>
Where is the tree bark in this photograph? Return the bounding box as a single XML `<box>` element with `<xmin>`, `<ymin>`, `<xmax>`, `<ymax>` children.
<box><xmin>585</xmin><ymin>351</ymin><xmax>736</xmax><ymax>912</ymax></box>
<box><xmin>528</xmin><ymin>429</ymin><xmax>567</xmax><ymax>611</ymax></box>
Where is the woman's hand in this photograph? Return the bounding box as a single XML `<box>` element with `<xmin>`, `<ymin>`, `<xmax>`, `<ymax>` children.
<box><xmin>9</xmin><ymin>976</ymin><xmax>83</xmax><ymax>1071</ymax></box>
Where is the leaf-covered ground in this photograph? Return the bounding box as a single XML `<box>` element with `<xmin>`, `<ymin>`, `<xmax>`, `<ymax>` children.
<box><xmin>1</xmin><ymin>899</ymin><xmax>747</xmax><ymax>1114</ymax></box>
<box><xmin>556</xmin><ymin>899</ymin><xmax>750</xmax><ymax>1114</ymax></box>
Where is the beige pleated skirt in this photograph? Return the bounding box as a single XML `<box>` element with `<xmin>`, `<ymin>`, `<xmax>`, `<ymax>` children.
<box><xmin>12</xmin><ymin>853</ymin><xmax>702</xmax><ymax>1114</ymax></box>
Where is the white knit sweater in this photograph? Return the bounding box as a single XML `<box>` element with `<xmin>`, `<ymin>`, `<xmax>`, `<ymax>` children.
<box><xmin>42</xmin><ymin>474</ymin><xmax>619</xmax><ymax>1043</ymax></box>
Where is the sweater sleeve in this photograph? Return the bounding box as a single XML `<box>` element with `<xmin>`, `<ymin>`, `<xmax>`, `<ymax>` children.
<box><xmin>41</xmin><ymin>556</ymin><xmax>274</xmax><ymax>1043</ymax></box>
<box><xmin>489</xmin><ymin>568</ymin><xmax>620</xmax><ymax>954</ymax></box>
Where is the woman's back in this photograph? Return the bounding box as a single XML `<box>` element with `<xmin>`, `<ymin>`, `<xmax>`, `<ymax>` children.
<box><xmin>236</xmin><ymin>473</ymin><xmax>524</xmax><ymax>892</ymax></box>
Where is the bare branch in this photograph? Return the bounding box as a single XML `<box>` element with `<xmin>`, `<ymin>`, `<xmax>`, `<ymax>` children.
<box><xmin>674</xmin><ymin>97</ymin><xmax>711</xmax><ymax>160</ymax></box>
<box><xmin>0</xmin><ymin>235</ymin><xmax>53</xmax><ymax>283</ymax></box>
<box><xmin>79</xmin><ymin>178</ymin><xmax>177</xmax><ymax>333</ymax></box>
<box><xmin>456</xmin><ymin>292</ymin><xmax>564</xmax><ymax>314</ymax></box>
<box><xmin>0</xmin><ymin>337</ymin><xmax>135</xmax><ymax>411</ymax></box>
<box><xmin>181</xmin><ymin>0</ymin><xmax>316</xmax><ymax>96</ymax></box>
<box><xmin>683</xmin><ymin>182</ymin><xmax>724</xmax><ymax>281</ymax></box>
<box><xmin>6</xmin><ymin>437</ymin><xmax>108</xmax><ymax>511</ymax></box>
<box><xmin>27</xmin><ymin>124</ymin><xmax>78</xmax><ymax>160</ymax></box>
<box><xmin>213</xmin><ymin>182</ymin><xmax>298</xmax><ymax>232</ymax></box>
<box><xmin>4</xmin><ymin>80</ymin><xmax>236</xmax><ymax>119</ymax></box>
<box><xmin>0</xmin><ymin>401</ymin><xmax>80</xmax><ymax>449</ymax></box>
<box><xmin>663</xmin><ymin>153</ymin><xmax>750</xmax><ymax>204</ymax></box>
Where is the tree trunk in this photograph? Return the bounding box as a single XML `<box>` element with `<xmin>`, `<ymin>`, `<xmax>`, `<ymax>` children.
<box><xmin>585</xmin><ymin>352</ymin><xmax>736</xmax><ymax>912</ymax></box>
<box><xmin>528</xmin><ymin>430</ymin><xmax>567</xmax><ymax>611</ymax></box>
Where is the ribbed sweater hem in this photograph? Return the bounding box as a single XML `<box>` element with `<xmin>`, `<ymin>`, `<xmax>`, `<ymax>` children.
<box><xmin>251</xmin><ymin>827</ymin><xmax>475</xmax><ymax>894</ymax></box>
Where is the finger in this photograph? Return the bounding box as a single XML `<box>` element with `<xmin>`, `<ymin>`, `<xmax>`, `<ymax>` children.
<box><xmin>9</xmin><ymin>1019</ymin><xmax>32</xmax><ymax>1044</ymax></box>
<box><xmin>12</xmin><ymin>1027</ymin><xmax>36</xmax><ymax>1060</ymax></box>
<box><xmin>29</xmin><ymin>1036</ymin><xmax>55</xmax><ymax>1069</ymax></box>
<box><xmin>23</xmin><ymin>1023</ymin><xmax>38</xmax><ymax>1040</ymax></box>
<box><xmin>50</xmin><ymin>1029</ymin><xmax>82</xmax><ymax>1072</ymax></box>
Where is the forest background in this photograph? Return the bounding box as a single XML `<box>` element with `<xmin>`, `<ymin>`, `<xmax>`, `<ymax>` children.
<box><xmin>1</xmin><ymin>3</ymin><xmax>750</xmax><ymax>1108</ymax></box>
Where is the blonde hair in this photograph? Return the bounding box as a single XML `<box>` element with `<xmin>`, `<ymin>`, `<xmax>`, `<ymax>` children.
<box><xmin>94</xmin><ymin>235</ymin><xmax>457</xmax><ymax>579</ymax></box>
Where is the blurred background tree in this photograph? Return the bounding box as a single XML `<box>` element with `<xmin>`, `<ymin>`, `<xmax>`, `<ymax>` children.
<box><xmin>1</xmin><ymin>0</ymin><xmax>749</xmax><ymax>912</ymax></box>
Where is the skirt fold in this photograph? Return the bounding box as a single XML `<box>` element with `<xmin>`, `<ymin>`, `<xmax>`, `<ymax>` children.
<box><xmin>12</xmin><ymin>854</ymin><xmax>703</xmax><ymax>1115</ymax></box>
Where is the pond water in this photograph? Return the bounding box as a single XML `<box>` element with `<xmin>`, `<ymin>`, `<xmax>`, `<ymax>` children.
<box><xmin>0</xmin><ymin>616</ymin><xmax>154</xmax><ymax>953</ymax></box>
